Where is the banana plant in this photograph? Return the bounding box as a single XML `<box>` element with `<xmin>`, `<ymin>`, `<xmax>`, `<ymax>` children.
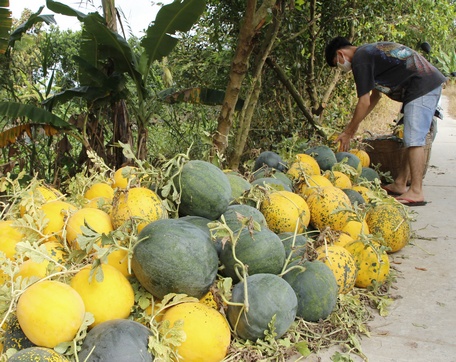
<box><xmin>0</xmin><ymin>0</ymin><xmax>207</xmax><ymax>167</ymax></box>
<box><xmin>42</xmin><ymin>0</ymin><xmax>206</xmax><ymax>108</ymax></box>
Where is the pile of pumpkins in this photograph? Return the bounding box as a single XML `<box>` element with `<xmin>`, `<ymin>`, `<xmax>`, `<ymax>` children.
<box><xmin>0</xmin><ymin>144</ymin><xmax>412</xmax><ymax>362</ymax></box>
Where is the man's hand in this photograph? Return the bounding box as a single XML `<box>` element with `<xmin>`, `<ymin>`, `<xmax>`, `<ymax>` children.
<box><xmin>336</xmin><ymin>131</ymin><xmax>353</xmax><ymax>152</ymax></box>
<box><xmin>336</xmin><ymin>90</ymin><xmax>381</xmax><ymax>152</ymax></box>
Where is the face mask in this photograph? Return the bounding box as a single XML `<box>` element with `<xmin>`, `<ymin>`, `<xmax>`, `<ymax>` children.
<box><xmin>337</xmin><ymin>54</ymin><xmax>352</xmax><ymax>73</ymax></box>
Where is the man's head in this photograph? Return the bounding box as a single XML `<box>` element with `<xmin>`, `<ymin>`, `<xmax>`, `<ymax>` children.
<box><xmin>325</xmin><ymin>37</ymin><xmax>353</xmax><ymax>67</ymax></box>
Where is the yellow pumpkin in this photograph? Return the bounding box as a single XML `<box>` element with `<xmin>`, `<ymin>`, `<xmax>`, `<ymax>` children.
<box><xmin>260</xmin><ymin>190</ymin><xmax>310</xmax><ymax>233</ymax></box>
<box><xmin>345</xmin><ymin>241</ymin><xmax>390</xmax><ymax>288</ymax></box>
<box><xmin>366</xmin><ymin>203</ymin><xmax>411</xmax><ymax>253</ymax></box>
<box><xmin>70</xmin><ymin>264</ymin><xmax>135</xmax><ymax>327</ymax></box>
<box><xmin>333</xmin><ymin>232</ymin><xmax>355</xmax><ymax>248</ymax></box>
<box><xmin>0</xmin><ymin>220</ymin><xmax>24</xmax><ymax>260</ymax></box>
<box><xmin>111</xmin><ymin>166</ymin><xmax>139</xmax><ymax>189</ymax></box>
<box><xmin>349</xmin><ymin>149</ymin><xmax>370</xmax><ymax>168</ymax></box>
<box><xmin>104</xmin><ymin>248</ymin><xmax>132</xmax><ymax>277</ymax></box>
<box><xmin>20</xmin><ymin>185</ymin><xmax>64</xmax><ymax>217</ymax></box>
<box><xmin>199</xmin><ymin>290</ymin><xmax>219</xmax><ymax>310</ymax></box>
<box><xmin>110</xmin><ymin>187</ymin><xmax>168</xmax><ymax>232</ymax></box>
<box><xmin>316</xmin><ymin>244</ymin><xmax>358</xmax><ymax>294</ymax></box>
<box><xmin>294</xmin><ymin>153</ymin><xmax>321</xmax><ymax>175</ymax></box>
<box><xmin>341</xmin><ymin>219</ymin><xmax>370</xmax><ymax>240</ymax></box>
<box><xmin>16</xmin><ymin>280</ymin><xmax>85</xmax><ymax>348</ymax></box>
<box><xmin>65</xmin><ymin>207</ymin><xmax>113</xmax><ymax>249</ymax></box>
<box><xmin>286</xmin><ymin>161</ymin><xmax>317</xmax><ymax>182</ymax></box>
<box><xmin>40</xmin><ymin>200</ymin><xmax>77</xmax><ymax>241</ymax></box>
<box><xmin>84</xmin><ymin>182</ymin><xmax>115</xmax><ymax>201</ymax></box>
<box><xmin>324</xmin><ymin>170</ymin><xmax>352</xmax><ymax>189</ymax></box>
<box><xmin>15</xmin><ymin>242</ymin><xmax>66</xmax><ymax>281</ymax></box>
<box><xmin>162</xmin><ymin>302</ymin><xmax>231</xmax><ymax>362</ymax></box>
<box><xmin>306</xmin><ymin>186</ymin><xmax>352</xmax><ymax>231</ymax></box>
<box><xmin>295</xmin><ymin>174</ymin><xmax>333</xmax><ymax>197</ymax></box>
<box><xmin>83</xmin><ymin>196</ymin><xmax>113</xmax><ymax>214</ymax></box>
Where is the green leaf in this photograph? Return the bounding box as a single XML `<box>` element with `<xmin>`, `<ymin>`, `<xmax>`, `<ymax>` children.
<box><xmin>46</xmin><ymin>0</ymin><xmax>87</xmax><ymax>21</ymax></box>
<box><xmin>9</xmin><ymin>7</ymin><xmax>56</xmax><ymax>48</ymax></box>
<box><xmin>0</xmin><ymin>102</ymin><xmax>72</xmax><ymax>128</ymax></box>
<box><xmin>294</xmin><ymin>341</ymin><xmax>311</xmax><ymax>357</ymax></box>
<box><xmin>80</xmin><ymin>14</ymin><xmax>146</xmax><ymax>97</ymax></box>
<box><xmin>140</xmin><ymin>0</ymin><xmax>206</xmax><ymax>73</ymax></box>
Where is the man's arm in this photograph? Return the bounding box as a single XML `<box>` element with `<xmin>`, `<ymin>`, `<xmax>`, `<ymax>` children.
<box><xmin>336</xmin><ymin>89</ymin><xmax>381</xmax><ymax>151</ymax></box>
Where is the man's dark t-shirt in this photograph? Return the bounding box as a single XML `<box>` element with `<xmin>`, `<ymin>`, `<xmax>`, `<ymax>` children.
<box><xmin>352</xmin><ymin>42</ymin><xmax>447</xmax><ymax>104</ymax></box>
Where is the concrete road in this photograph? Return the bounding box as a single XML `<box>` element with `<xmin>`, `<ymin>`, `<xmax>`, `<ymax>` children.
<box><xmin>307</xmin><ymin>93</ymin><xmax>456</xmax><ymax>362</ymax></box>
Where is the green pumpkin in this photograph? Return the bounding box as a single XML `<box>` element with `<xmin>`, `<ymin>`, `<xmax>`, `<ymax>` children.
<box><xmin>226</xmin><ymin>273</ymin><xmax>297</xmax><ymax>341</ymax></box>
<box><xmin>252</xmin><ymin>169</ymin><xmax>293</xmax><ymax>189</ymax></box>
<box><xmin>7</xmin><ymin>347</ymin><xmax>69</xmax><ymax>361</ymax></box>
<box><xmin>78</xmin><ymin>319</ymin><xmax>154</xmax><ymax>362</ymax></box>
<box><xmin>342</xmin><ymin>188</ymin><xmax>366</xmax><ymax>206</ymax></box>
<box><xmin>305</xmin><ymin>145</ymin><xmax>337</xmax><ymax>171</ymax></box>
<box><xmin>2</xmin><ymin>315</ymin><xmax>35</xmax><ymax>351</ymax></box>
<box><xmin>220</xmin><ymin>204</ymin><xmax>267</xmax><ymax>233</ymax></box>
<box><xmin>177</xmin><ymin>160</ymin><xmax>232</xmax><ymax>220</ymax></box>
<box><xmin>253</xmin><ymin>151</ymin><xmax>286</xmax><ymax>172</ymax></box>
<box><xmin>335</xmin><ymin>152</ymin><xmax>362</xmax><ymax>174</ymax></box>
<box><xmin>359</xmin><ymin>167</ymin><xmax>380</xmax><ymax>182</ymax></box>
<box><xmin>219</xmin><ymin>227</ymin><xmax>286</xmax><ymax>283</ymax></box>
<box><xmin>283</xmin><ymin>260</ymin><xmax>338</xmax><ymax>322</ymax></box>
<box><xmin>277</xmin><ymin>232</ymin><xmax>309</xmax><ymax>260</ymax></box>
<box><xmin>251</xmin><ymin>177</ymin><xmax>292</xmax><ymax>192</ymax></box>
<box><xmin>226</xmin><ymin>173</ymin><xmax>251</xmax><ymax>203</ymax></box>
<box><xmin>132</xmin><ymin>219</ymin><xmax>219</xmax><ymax>299</ymax></box>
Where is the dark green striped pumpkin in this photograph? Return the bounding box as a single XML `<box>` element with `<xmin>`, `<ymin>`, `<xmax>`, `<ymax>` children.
<box><xmin>219</xmin><ymin>227</ymin><xmax>286</xmax><ymax>283</ymax></box>
<box><xmin>283</xmin><ymin>260</ymin><xmax>338</xmax><ymax>322</ymax></box>
<box><xmin>226</xmin><ymin>273</ymin><xmax>297</xmax><ymax>341</ymax></box>
<box><xmin>177</xmin><ymin>160</ymin><xmax>232</xmax><ymax>220</ymax></box>
<box><xmin>78</xmin><ymin>319</ymin><xmax>153</xmax><ymax>362</ymax></box>
<box><xmin>132</xmin><ymin>218</ymin><xmax>219</xmax><ymax>299</ymax></box>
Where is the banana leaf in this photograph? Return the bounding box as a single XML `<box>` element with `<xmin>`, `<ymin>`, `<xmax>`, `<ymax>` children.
<box><xmin>9</xmin><ymin>7</ymin><xmax>56</xmax><ymax>48</ymax></box>
<box><xmin>0</xmin><ymin>102</ymin><xmax>72</xmax><ymax>129</ymax></box>
<box><xmin>158</xmin><ymin>87</ymin><xmax>244</xmax><ymax>111</ymax></box>
<box><xmin>140</xmin><ymin>0</ymin><xmax>206</xmax><ymax>75</ymax></box>
<box><xmin>0</xmin><ymin>123</ymin><xmax>61</xmax><ymax>148</ymax></box>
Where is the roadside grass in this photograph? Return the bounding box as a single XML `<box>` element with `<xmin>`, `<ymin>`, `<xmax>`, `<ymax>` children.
<box><xmin>443</xmin><ymin>82</ymin><xmax>456</xmax><ymax>118</ymax></box>
<box><xmin>356</xmin><ymin>96</ymin><xmax>401</xmax><ymax>139</ymax></box>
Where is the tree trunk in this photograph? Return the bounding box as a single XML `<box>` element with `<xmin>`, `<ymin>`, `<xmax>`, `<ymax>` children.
<box><xmin>102</xmin><ymin>0</ymin><xmax>117</xmax><ymax>33</ymax></box>
<box><xmin>266</xmin><ymin>57</ymin><xmax>327</xmax><ymax>138</ymax></box>
<box><xmin>102</xmin><ymin>0</ymin><xmax>135</xmax><ymax>166</ymax></box>
<box><xmin>228</xmin><ymin>1</ymin><xmax>285</xmax><ymax>170</ymax></box>
<box><xmin>212</xmin><ymin>0</ymin><xmax>278</xmax><ymax>156</ymax></box>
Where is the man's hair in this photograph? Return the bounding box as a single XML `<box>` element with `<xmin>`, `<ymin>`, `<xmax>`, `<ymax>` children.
<box><xmin>325</xmin><ymin>37</ymin><xmax>353</xmax><ymax>67</ymax></box>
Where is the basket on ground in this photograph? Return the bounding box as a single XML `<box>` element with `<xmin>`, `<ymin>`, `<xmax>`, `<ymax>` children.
<box><xmin>363</xmin><ymin>131</ymin><xmax>433</xmax><ymax>181</ymax></box>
